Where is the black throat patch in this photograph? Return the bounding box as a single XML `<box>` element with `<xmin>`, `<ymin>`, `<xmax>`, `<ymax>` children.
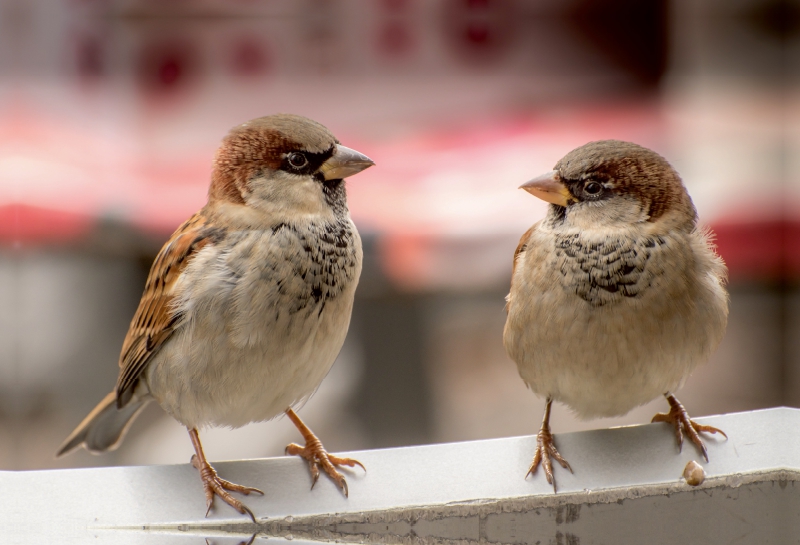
<box><xmin>554</xmin><ymin>232</ymin><xmax>667</xmax><ymax>307</ymax></box>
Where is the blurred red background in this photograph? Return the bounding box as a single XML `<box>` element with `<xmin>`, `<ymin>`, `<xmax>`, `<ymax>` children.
<box><xmin>0</xmin><ymin>0</ymin><xmax>797</xmax><ymax>470</ymax></box>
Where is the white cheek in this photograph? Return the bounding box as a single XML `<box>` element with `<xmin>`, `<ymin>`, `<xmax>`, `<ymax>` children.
<box><xmin>246</xmin><ymin>172</ymin><xmax>334</xmax><ymax>220</ymax></box>
<box><xmin>566</xmin><ymin>197</ymin><xmax>648</xmax><ymax>228</ymax></box>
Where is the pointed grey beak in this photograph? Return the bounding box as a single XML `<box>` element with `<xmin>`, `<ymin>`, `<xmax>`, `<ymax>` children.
<box><xmin>320</xmin><ymin>145</ymin><xmax>375</xmax><ymax>181</ymax></box>
<box><xmin>520</xmin><ymin>170</ymin><xmax>572</xmax><ymax>206</ymax></box>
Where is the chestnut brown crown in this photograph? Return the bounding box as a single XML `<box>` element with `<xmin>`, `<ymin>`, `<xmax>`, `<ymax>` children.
<box><xmin>209</xmin><ymin>114</ymin><xmax>340</xmax><ymax>205</ymax></box>
<box><xmin>555</xmin><ymin>140</ymin><xmax>696</xmax><ymax>226</ymax></box>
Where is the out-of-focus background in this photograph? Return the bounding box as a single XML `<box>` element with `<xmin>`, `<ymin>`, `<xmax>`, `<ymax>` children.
<box><xmin>0</xmin><ymin>0</ymin><xmax>797</xmax><ymax>471</ymax></box>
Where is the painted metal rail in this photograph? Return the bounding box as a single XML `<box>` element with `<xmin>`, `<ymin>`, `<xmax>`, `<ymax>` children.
<box><xmin>4</xmin><ymin>408</ymin><xmax>796</xmax><ymax>544</ymax></box>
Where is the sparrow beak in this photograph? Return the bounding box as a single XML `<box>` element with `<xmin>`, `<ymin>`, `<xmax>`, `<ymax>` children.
<box><xmin>320</xmin><ymin>145</ymin><xmax>375</xmax><ymax>181</ymax></box>
<box><xmin>520</xmin><ymin>170</ymin><xmax>572</xmax><ymax>207</ymax></box>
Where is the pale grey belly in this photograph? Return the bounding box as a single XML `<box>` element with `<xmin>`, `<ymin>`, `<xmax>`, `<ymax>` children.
<box><xmin>144</xmin><ymin>287</ymin><xmax>355</xmax><ymax>429</ymax></box>
<box><xmin>508</xmin><ymin>294</ymin><xmax>702</xmax><ymax>418</ymax></box>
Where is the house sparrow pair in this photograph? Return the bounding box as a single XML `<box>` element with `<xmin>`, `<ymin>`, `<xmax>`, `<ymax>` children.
<box><xmin>504</xmin><ymin>140</ymin><xmax>729</xmax><ymax>490</ymax></box>
<box><xmin>58</xmin><ymin>115</ymin><xmax>728</xmax><ymax>518</ymax></box>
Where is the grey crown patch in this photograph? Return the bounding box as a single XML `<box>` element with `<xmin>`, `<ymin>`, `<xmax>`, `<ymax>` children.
<box><xmin>554</xmin><ymin>233</ymin><xmax>666</xmax><ymax>307</ymax></box>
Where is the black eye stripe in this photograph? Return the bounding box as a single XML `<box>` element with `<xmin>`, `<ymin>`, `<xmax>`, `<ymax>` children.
<box><xmin>562</xmin><ymin>175</ymin><xmax>610</xmax><ymax>202</ymax></box>
<box><xmin>280</xmin><ymin>146</ymin><xmax>335</xmax><ymax>176</ymax></box>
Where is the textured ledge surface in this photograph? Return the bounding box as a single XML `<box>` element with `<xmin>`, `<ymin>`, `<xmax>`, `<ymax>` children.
<box><xmin>5</xmin><ymin>407</ymin><xmax>798</xmax><ymax>544</ymax></box>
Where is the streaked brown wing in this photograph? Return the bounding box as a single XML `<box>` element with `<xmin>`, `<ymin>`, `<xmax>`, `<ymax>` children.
<box><xmin>506</xmin><ymin>224</ymin><xmax>537</xmax><ymax>313</ymax></box>
<box><xmin>512</xmin><ymin>225</ymin><xmax>536</xmax><ymax>274</ymax></box>
<box><xmin>115</xmin><ymin>213</ymin><xmax>221</xmax><ymax>407</ymax></box>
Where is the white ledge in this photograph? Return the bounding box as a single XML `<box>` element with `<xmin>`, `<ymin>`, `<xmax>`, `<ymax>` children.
<box><xmin>7</xmin><ymin>407</ymin><xmax>797</xmax><ymax>544</ymax></box>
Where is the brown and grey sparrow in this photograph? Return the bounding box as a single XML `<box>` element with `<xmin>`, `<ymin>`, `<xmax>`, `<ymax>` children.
<box><xmin>503</xmin><ymin>140</ymin><xmax>729</xmax><ymax>491</ymax></box>
<box><xmin>57</xmin><ymin>114</ymin><xmax>374</xmax><ymax>519</ymax></box>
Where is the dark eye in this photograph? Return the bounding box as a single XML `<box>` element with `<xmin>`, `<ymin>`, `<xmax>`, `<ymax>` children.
<box><xmin>287</xmin><ymin>152</ymin><xmax>308</xmax><ymax>169</ymax></box>
<box><xmin>584</xmin><ymin>181</ymin><xmax>603</xmax><ymax>195</ymax></box>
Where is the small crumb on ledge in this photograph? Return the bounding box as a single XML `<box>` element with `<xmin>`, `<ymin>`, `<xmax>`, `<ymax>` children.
<box><xmin>683</xmin><ymin>460</ymin><xmax>705</xmax><ymax>486</ymax></box>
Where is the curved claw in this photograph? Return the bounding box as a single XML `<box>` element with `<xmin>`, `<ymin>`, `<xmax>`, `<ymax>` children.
<box><xmin>526</xmin><ymin>398</ymin><xmax>571</xmax><ymax>493</ymax></box>
<box><xmin>692</xmin><ymin>421</ymin><xmax>728</xmax><ymax>440</ymax></box>
<box><xmin>526</xmin><ymin>426</ymin><xmax>572</xmax><ymax>492</ymax></box>
<box><xmin>329</xmin><ymin>454</ymin><xmax>366</xmax><ymax>473</ymax></box>
<box><xmin>652</xmin><ymin>394</ymin><xmax>727</xmax><ymax>462</ymax></box>
<box><xmin>240</xmin><ymin>505</ymin><xmax>256</xmax><ymax>524</ymax></box>
<box><xmin>285</xmin><ymin>441</ymin><xmax>364</xmax><ymax>497</ymax></box>
<box><xmin>284</xmin><ymin>410</ymin><xmax>365</xmax><ymax>498</ymax></box>
<box><xmin>191</xmin><ymin>454</ymin><xmax>260</xmax><ymax>522</ymax></box>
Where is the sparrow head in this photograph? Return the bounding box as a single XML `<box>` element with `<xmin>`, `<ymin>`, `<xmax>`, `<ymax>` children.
<box><xmin>521</xmin><ymin>140</ymin><xmax>696</xmax><ymax>230</ymax></box>
<box><xmin>210</xmin><ymin>114</ymin><xmax>374</xmax><ymax>219</ymax></box>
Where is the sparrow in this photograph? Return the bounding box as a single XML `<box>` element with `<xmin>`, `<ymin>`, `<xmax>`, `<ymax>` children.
<box><xmin>57</xmin><ymin>114</ymin><xmax>374</xmax><ymax>520</ymax></box>
<box><xmin>503</xmin><ymin>140</ymin><xmax>729</xmax><ymax>491</ymax></box>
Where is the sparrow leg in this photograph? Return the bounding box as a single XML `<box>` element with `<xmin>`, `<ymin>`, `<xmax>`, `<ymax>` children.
<box><xmin>651</xmin><ymin>393</ymin><xmax>727</xmax><ymax>462</ymax></box>
<box><xmin>526</xmin><ymin>397</ymin><xmax>572</xmax><ymax>492</ymax></box>
<box><xmin>188</xmin><ymin>428</ymin><xmax>263</xmax><ymax>522</ymax></box>
<box><xmin>284</xmin><ymin>408</ymin><xmax>365</xmax><ymax>497</ymax></box>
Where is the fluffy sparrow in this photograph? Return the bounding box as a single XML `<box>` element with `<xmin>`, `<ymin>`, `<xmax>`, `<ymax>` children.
<box><xmin>503</xmin><ymin>140</ymin><xmax>728</xmax><ymax>491</ymax></box>
<box><xmin>57</xmin><ymin>114</ymin><xmax>374</xmax><ymax>519</ymax></box>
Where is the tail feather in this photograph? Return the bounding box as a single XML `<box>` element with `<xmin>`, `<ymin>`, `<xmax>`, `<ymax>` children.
<box><xmin>56</xmin><ymin>391</ymin><xmax>150</xmax><ymax>457</ymax></box>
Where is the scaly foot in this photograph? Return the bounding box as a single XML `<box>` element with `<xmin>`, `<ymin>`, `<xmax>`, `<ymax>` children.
<box><xmin>191</xmin><ymin>455</ymin><xmax>263</xmax><ymax>522</ymax></box>
<box><xmin>188</xmin><ymin>428</ymin><xmax>263</xmax><ymax>521</ymax></box>
<box><xmin>285</xmin><ymin>408</ymin><xmax>365</xmax><ymax>496</ymax></box>
<box><xmin>651</xmin><ymin>393</ymin><xmax>727</xmax><ymax>462</ymax></box>
<box><xmin>527</xmin><ymin>423</ymin><xmax>572</xmax><ymax>492</ymax></box>
<box><xmin>527</xmin><ymin>398</ymin><xmax>572</xmax><ymax>492</ymax></box>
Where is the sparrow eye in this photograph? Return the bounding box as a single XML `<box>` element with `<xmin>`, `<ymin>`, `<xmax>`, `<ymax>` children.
<box><xmin>287</xmin><ymin>152</ymin><xmax>308</xmax><ymax>169</ymax></box>
<box><xmin>584</xmin><ymin>181</ymin><xmax>603</xmax><ymax>195</ymax></box>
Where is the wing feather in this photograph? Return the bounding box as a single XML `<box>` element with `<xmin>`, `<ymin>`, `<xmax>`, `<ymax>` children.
<box><xmin>115</xmin><ymin>213</ymin><xmax>220</xmax><ymax>407</ymax></box>
<box><xmin>506</xmin><ymin>224</ymin><xmax>537</xmax><ymax>313</ymax></box>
